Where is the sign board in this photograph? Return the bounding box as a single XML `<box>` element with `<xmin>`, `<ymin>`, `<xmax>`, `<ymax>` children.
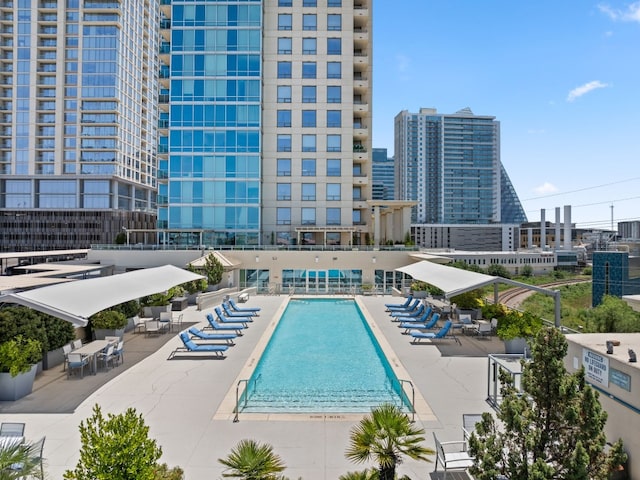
<box><xmin>610</xmin><ymin>368</ymin><xmax>631</xmax><ymax>392</ymax></box>
<box><xmin>583</xmin><ymin>349</ymin><xmax>609</xmax><ymax>388</ymax></box>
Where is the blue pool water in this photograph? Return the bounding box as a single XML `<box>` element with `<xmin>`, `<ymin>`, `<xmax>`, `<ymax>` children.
<box><xmin>240</xmin><ymin>299</ymin><xmax>411</xmax><ymax>413</ymax></box>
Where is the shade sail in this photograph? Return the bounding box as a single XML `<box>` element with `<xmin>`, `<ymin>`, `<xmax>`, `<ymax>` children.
<box><xmin>396</xmin><ymin>261</ymin><xmax>498</xmax><ymax>298</ymax></box>
<box><xmin>187</xmin><ymin>251</ymin><xmax>241</xmax><ymax>270</ymax></box>
<box><xmin>0</xmin><ymin>265</ymin><xmax>204</xmax><ymax>327</ymax></box>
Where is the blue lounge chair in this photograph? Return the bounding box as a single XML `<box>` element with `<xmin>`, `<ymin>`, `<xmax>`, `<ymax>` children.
<box><xmin>390</xmin><ymin>303</ymin><xmax>425</xmax><ymax>318</ymax></box>
<box><xmin>385</xmin><ymin>295</ymin><xmax>413</xmax><ymax>309</ymax></box>
<box><xmin>392</xmin><ymin>306</ymin><xmax>432</xmax><ymax>323</ymax></box>
<box><xmin>188</xmin><ymin>326</ymin><xmax>237</xmax><ymax>345</ymax></box>
<box><xmin>387</xmin><ymin>298</ymin><xmax>420</xmax><ymax>312</ymax></box>
<box><xmin>229</xmin><ymin>299</ymin><xmax>261</xmax><ymax>313</ymax></box>
<box><xmin>401</xmin><ymin>313</ymin><xmax>440</xmax><ymax>334</ymax></box>
<box><xmin>205</xmin><ymin>314</ymin><xmax>246</xmax><ymax>335</ymax></box>
<box><xmin>221</xmin><ymin>302</ymin><xmax>255</xmax><ymax>319</ymax></box>
<box><xmin>213</xmin><ymin>308</ymin><xmax>251</xmax><ymax>327</ymax></box>
<box><xmin>169</xmin><ymin>332</ymin><xmax>229</xmax><ymax>359</ymax></box>
<box><xmin>409</xmin><ymin>320</ymin><xmax>460</xmax><ymax>345</ymax></box>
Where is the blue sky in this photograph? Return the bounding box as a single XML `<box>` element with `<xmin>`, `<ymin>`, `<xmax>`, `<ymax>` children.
<box><xmin>372</xmin><ymin>1</ymin><xmax>640</xmax><ymax>230</ymax></box>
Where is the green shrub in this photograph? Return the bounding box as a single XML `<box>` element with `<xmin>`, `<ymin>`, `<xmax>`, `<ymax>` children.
<box><xmin>140</xmin><ymin>292</ymin><xmax>172</xmax><ymax>307</ymax></box>
<box><xmin>43</xmin><ymin>314</ymin><xmax>76</xmax><ymax>350</ymax></box>
<box><xmin>0</xmin><ymin>335</ymin><xmax>42</xmax><ymax>377</ymax></box>
<box><xmin>203</xmin><ymin>253</ymin><xmax>224</xmax><ymax>285</ymax></box>
<box><xmin>111</xmin><ymin>299</ymin><xmax>140</xmax><ymax>319</ymax></box>
<box><xmin>0</xmin><ymin>306</ymin><xmax>48</xmax><ymax>352</ymax></box>
<box><xmin>520</xmin><ymin>264</ymin><xmax>533</xmax><ymax>277</ymax></box>
<box><xmin>451</xmin><ymin>289</ymin><xmax>484</xmax><ymax>310</ymax></box>
<box><xmin>496</xmin><ymin>310</ymin><xmax>543</xmax><ymax>341</ymax></box>
<box><xmin>89</xmin><ymin>310</ymin><xmax>127</xmax><ymax>330</ymax></box>
<box><xmin>410</xmin><ymin>281</ymin><xmax>429</xmax><ymax>291</ymax></box>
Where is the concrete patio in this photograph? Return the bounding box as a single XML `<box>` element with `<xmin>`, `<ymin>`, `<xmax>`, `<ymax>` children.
<box><xmin>0</xmin><ymin>295</ymin><xmax>506</xmax><ymax>479</ymax></box>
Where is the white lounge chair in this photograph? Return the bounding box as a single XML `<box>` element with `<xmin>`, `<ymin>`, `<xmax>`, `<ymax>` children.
<box><xmin>433</xmin><ymin>431</ymin><xmax>474</xmax><ymax>479</ymax></box>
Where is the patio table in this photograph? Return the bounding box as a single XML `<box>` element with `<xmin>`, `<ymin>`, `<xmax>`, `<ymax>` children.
<box><xmin>73</xmin><ymin>340</ymin><xmax>110</xmax><ymax>375</ymax></box>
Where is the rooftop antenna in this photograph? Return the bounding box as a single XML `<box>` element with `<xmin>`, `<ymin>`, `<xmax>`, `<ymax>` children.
<box><xmin>611</xmin><ymin>204</ymin><xmax>614</xmax><ymax>233</ymax></box>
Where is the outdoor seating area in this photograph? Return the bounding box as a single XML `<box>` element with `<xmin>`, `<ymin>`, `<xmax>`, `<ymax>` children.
<box><xmin>66</xmin><ymin>337</ymin><xmax>125</xmax><ymax>379</ymax></box>
<box><xmin>168</xmin><ymin>300</ymin><xmax>261</xmax><ymax>360</ymax></box>
<box><xmin>384</xmin><ymin>297</ymin><xmax>461</xmax><ymax>345</ymax></box>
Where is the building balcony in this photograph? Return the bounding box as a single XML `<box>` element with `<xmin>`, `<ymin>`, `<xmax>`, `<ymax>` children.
<box><xmin>160</xmin><ymin>0</ymin><xmax>171</xmax><ymax>18</ymax></box>
<box><xmin>353</xmin><ymin>127</ymin><xmax>368</xmax><ymax>140</ymax></box>
<box><xmin>354</xmin><ymin>101</ymin><xmax>369</xmax><ymax>113</ymax></box>
<box><xmin>354</xmin><ymin>5</ymin><xmax>369</xmax><ymax>18</ymax></box>
<box><xmin>353</xmin><ymin>175</ymin><xmax>368</xmax><ymax>186</ymax></box>
<box><xmin>354</xmin><ymin>52</ymin><xmax>369</xmax><ymax>65</ymax></box>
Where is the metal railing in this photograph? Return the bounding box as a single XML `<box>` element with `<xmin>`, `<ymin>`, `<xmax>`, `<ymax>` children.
<box><xmin>394</xmin><ymin>378</ymin><xmax>415</xmax><ymax>422</ymax></box>
<box><xmin>234</xmin><ymin>374</ymin><xmax>261</xmax><ymax>423</ymax></box>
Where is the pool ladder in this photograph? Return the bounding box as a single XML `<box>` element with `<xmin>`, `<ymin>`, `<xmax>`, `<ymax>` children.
<box><xmin>395</xmin><ymin>378</ymin><xmax>416</xmax><ymax>422</ymax></box>
<box><xmin>234</xmin><ymin>374</ymin><xmax>261</xmax><ymax>423</ymax></box>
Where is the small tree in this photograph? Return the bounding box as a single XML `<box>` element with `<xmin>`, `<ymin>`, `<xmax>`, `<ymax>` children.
<box><xmin>520</xmin><ymin>264</ymin><xmax>533</xmax><ymax>277</ymax></box>
<box><xmin>580</xmin><ymin>295</ymin><xmax>640</xmax><ymax>333</ymax></box>
<box><xmin>486</xmin><ymin>263</ymin><xmax>511</xmax><ymax>279</ymax></box>
<box><xmin>468</xmin><ymin>327</ymin><xmax>627</xmax><ymax>480</ymax></box>
<box><xmin>64</xmin><ymin>404</ymin><xmax>163</xmax><ymax>480</ymax></box>
<box><xmin>204</xmin><ymin>253</ymin><xmax>224</xmax><ymax>286</ymax></box>
<box><xmin>344</xmin><ymin>403</ymin><xmax>433</xmax><ymax>480</ymax></box>
<box><xmin>218</xmin><ymin>439</ymin><xmax>287</xmax><ymax>480</ymax></box>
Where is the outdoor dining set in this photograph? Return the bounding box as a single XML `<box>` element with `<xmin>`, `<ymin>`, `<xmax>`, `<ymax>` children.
<box><xmin>64</xmin><ymin>336</ymin><xmax>124</xmax><ymax>379</ymax></box>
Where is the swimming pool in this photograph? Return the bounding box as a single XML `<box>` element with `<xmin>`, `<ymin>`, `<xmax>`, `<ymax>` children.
<box><xmin>239</xmin><ymin>298</ymin><xmax>412</xmax><ymax>413</ymax></box>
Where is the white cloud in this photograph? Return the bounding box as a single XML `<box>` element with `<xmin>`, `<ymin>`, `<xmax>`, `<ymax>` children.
<box><xmin>598</xmin><ymin>2</ymin><xmax>640</xmax><ymax>22</ymax></box>
<box><xmin>533</xmin><ymin>182</ymin><xmax>559</xmax><ymax>195</ymax></box>
<box><xmin>566</xmin><ymin>80</ymin><xmax>610</xmax><ymax>102</ymax></box>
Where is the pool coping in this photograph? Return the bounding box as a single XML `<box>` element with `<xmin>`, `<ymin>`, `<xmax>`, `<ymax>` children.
<box><xmin>213</xmin><ymin>295</ymin><xmax>436</xmax><ymax>422</ymax></box>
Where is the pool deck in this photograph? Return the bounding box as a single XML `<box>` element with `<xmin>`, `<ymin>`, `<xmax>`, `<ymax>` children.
<box><xmin>0</xmin><ymin>295</ymin><xmax>506</xmax><ymax>480</ymax></box>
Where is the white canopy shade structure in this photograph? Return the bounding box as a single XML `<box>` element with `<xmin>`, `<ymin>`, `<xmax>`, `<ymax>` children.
<box><xmin>396</xmin><ymin>260</ymin><xmax>562</xmax><ymax>326</ymax></box>
<box><xmin>396</xmin><ymin>260</ymin><xmax>498</xmax><ymax>298</ymax></box>
<box><xmin>0</xmin><ymin>265</ymin><xmax>204</xmax><ymax>327</ymax></box>
<box><xmin>187</xmin><ymin>251</ymin><xmax>241</xmax><ymax>271</ymax></box>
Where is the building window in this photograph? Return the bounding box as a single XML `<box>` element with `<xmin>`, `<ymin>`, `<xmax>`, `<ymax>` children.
<box><xmin>302</xmin><ymin>207</ymin><xmax>316</xmax><ymax>225</ymax></box>
<box><xmin>303</xmin><ymin>0</ymin><xmax>317</xmax><ymax>6</ymax></box>
<box><xmin>327</xmin><ymin>183</ymin><xmax>341</xmax><ymax>201</ymax></box>
<box><xmin>278</xmin><ymin>14</ymin><xmax>292</xmax><ymax>30</ymax></box>
<box><xmin>277</xmin><ymin>207</ymin><xmax>291</xmax><ymax>225</ymax></box>
<box><xmin>302</xmin><ymin>158</ymin><xmax>316</xmax><ymax>176</ymax></box>
<box><xmin>352</xmin><ymin>209</ymin><xmax>362</xmax><ymax>224</ymax></box>
<box><xmin>302</xmin><ymin>14</ymin><xmax>317</xmax><ymax>30</ymax></box>
<box><xmin>327</xmin><ymin>14</ymin><xmax>341</xmax><ymax>30</ymax></box>
<box><xmin>278</xmin><ymin>61</ymin><xmax>292</xmax><ymax>78</ymax></box>
<box><xmin>277</xmin><ymin>134</ymin><xmax>292</xmax><ymax>152</ymax></box>
<box><xmin>277</xmin><ymin>158</ymin><xmax>291</xmax><ymax>176</ymax></box>
<box><xmin>302</xmin><ymin>85</ymin><xmax>316</xmax><ymax>103</ymax></box>
<box><xmin>302</xmin><ymin>183</ymin><xmax>316</xmax><ymax>201</ymax></box>
<box><xmin>327</xmin><ymin>134</ymin><xmax>341</xmax><ymax>152</ymax></box>
<box><xmin>279</xmin><ymin>0</ymin><xmax>293</xmax><ymax>6</ymax></box>
<box><xmin>302</xmin><ymin>62</ymin><xmax>317</xmax><ymax>78</ymax></box>
<box><xmin>327</xmin><ymin>38</ymin><xmax>341</xmax><ymax>55</ymax></box>
<box><xmin>327</xmin><ymin>110</ymin><xmax>341</xmax><ymax>127</ymax></box>
<box><xmin>278</xmin><ymin>37</ymin><xmax>292</xmax><ymax>54</ymax></box>
<box><xmin>353</xmin><ymin>185</ymin><xmax>362</xmax><ymax>200</ymax></box>
<box><xmin>327</xmin><ymin>86</ymin><xmax>341</xmax><ymax>103</ymax></box>
<box><xmin>327</xmin><ymin>159</ymin><xmax>341</xmax><ymax>176</ymax></box>
<box><xmin>277</xmin><ymin>183</ymin><xmax>291</xmax><ymax>201</ymax></box>
<box><xmin>277</xmin><ymin>110</ymin><xmax>292</xmax><ymax>127</ymax></box>
<box><xmin>277</xmin><ymin>85</ymin><xmax>292</xmax><ymax>103</ymax></box>
<box><xmin>302</xmin><ymin>38</ymin><xmax>317</xmax><ymax>55</ymax></box>
<box><xmin>302</xmin><ymin>134</ymin><xmax>316</xmax><ymax>152</ymax></box>
<box><xmin>328</xmin><ymin>0</ymin><xmax>342</xmax><ymax>6</ymax></box>
<box><xmin>327</xmin><ymin>207</ymin><xmax>341</xmax><ymax>225</ymax></box>
<box><xmin>327</xmin><ymin>61</ymin><xmax>341</xmax><ymax>78</ymax></box>
<box><xmin>302</xmin><ymin>110</ymin><xmax>316</xmax><ymax>127</ymax></box>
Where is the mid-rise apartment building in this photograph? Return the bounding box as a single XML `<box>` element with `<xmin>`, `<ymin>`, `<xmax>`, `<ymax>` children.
<box><xmin>0</xmin><ymin>0</ymin><xmax>158</xmax><ymax>251</ymax></box>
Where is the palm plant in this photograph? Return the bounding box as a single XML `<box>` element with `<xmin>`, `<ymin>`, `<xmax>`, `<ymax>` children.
<box><xmin>218</xmin><ymin>439</ymin><xmax>287</xmax><ymax>480</ymax></box>
<box><xmin>345</xmin><ymin>403</ymin><xmax>433</xmax><ymax>480</ymax></box>
<box><xmin>0</xmin><ymin>441</ymin><xmax>44</xmax><ymax>480</ymax></box>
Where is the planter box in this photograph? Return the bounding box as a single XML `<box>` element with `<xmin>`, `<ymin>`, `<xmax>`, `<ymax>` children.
<box><xmin>503</xmin><ymin>337</ymin><xmax>529</xmax><ymax>355</ymax></box>
<box><xmin>143</xmin><ymin>305</ymin><xmax>171</xmax><ymax>318</ymax></box>
<box><xmin>93</xmin><ymin>328</ymin><xmax>125</xmax><ymax>341</ymax></box>
<box><xmin>43</xmin><ymin>347</ymin><xmax>65</xmax><ymax>371</ymax></box>
<box><xmin>411</xmin><ymin>291</ymin><xmax>428</xmax><ymax>299</ymax></box>
<box><xmin>0</xmin><ymin>364</ymin><xmax>37</xmax><ymax>401</ymax></box>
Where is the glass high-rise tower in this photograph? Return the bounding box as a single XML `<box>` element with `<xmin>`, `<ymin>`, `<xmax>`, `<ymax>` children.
<box><xmin>0</xmin><ymin>0</ymin><xmax>158</xmax><ymax>251</ymax></box>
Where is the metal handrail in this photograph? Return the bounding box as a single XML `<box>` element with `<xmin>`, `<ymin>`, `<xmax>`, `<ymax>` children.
<box><xmin>397</xmin><ymin>378</ymin><xmax>415</xmax><ymax>422</ymax></box>
<box><xmin>233</xmin><ymin>374</ymin><xmax>261</xmax><ymax>423</ymax></box>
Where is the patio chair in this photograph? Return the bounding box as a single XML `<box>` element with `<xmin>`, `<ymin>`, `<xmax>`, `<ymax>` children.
<box><xmin>452</xmin><ymin>314</ymin><xmax>474</xmax><ymax>332</ymax></box>
<box><xmin>229</xmin><ymin>298</ymin><xmax>261</xmax><ymax>313</ymax></box>
<box><xmin>112</xmin><ymin>340</ymin><xmax>124</xmax><ymax>366</ymax></box>
<box><xmin>205</xmin><ymin>313</ymin><xmax>246</xmax><ymax>335</ymax></box>
<box><xmin>389</xmin><ymin>303</ymin><xmax>425</xmax><ymax>318</ymax></box>
<box><xmin>144</xmin><ymin>319</ymin><xmax>162</xmax><ymax>336</ymax></box>
<box><xmin>409</xmin><ymin>320</ymin><xmax>460</xmax><ymax>345</ymax></box>
<box><xmin>72</xmin><ymin>339</ymin><xmax>83</xmax><ymax>350</ymax></box>
<box><xmin>0</xmin><ymin>422</ymin><xmax>25</xmax><ymax>437</ymax></box>
<box><xmin>159</xmin><ymin>311</ymin><xmax>172</xmax><ymax>332</ymax></box>
<box><xmin>187</xmin><ymin>326</ymin><xmax>237</xmax><ymax>345</ymax></box>
<box><xmin>386</xmin><ymin>298</ymin><xmax>419</xmax><ymax>312</ymax></box>
<box><xmin>222</xmin><ymin>302</ymin><xmax>256</xmax><ymax>319</ymax></box>
<box><xmin>213</xmin><ymin>309</ymin><xmax>251</xmax><ymax>327</ymax></box>
<box><xmin>170</xmin><ymin>313</ymin><xmax>183</xmax><ymax>332</ymax></box>
<box><xmin>133</xmin><ymin>315</ymin><xmax>146</xmax><ymax>333</ymax></box>
<box><xmin>6</xmin><ymin>435</ymin><xmax>45</xmax><ymax>480</ymax></box>
<box><xmin>462</xmin><ymin>413</ymin><xmax>484</xmax><ymax>442</ymax></box>
<box><xmin>168</xmin><ymin>332</ymin><xmax>229</xmax><ymax>359</ymax></box>
<box><xmin>67</xmin><ymin>353</ymin><xmax>89</xmax><ymax>379</ymax></box>
<box><xmin>62</xmin><ymin>343</ymin><xmax>72</xmax><ymax>371</ymax></box>
<box><xmin>97</xmin><ymin>344</ymin><xmax>115</xmax><ymax>371</ymax></box>
<box><xmin>385</xmin><ymin>295</ymin><xmax>413</xmax><ymax>309</ymax></box>
<box><xmin>400</xmin><ymin>313</ymin><xmax>440</xmax><ymax>334</ymax></box>
<box><xmin>433</xmin><ymin>432</ymin><xmax>474</xmax><ymax>479</ymax></box>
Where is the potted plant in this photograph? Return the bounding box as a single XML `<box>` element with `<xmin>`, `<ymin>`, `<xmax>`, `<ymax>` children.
<box><xmin>90</xmin><ymin>309</ymin><xmax>127</xmax><ymax>341</ymax></box>
<box><xmin>0</xmin><ymin>335</ymin><xmax>42</xmax><ymax>401</ymax></box>
<box><xmin>452</xmin><ymin>289</ymin><xmax>484</xmax><ymax>320</ymax></box>
<box><xmin>410</xmin><ymin>281</ymin><xmax>430</xmax><ymax>299</ymax></box>
<box><xmin>496</xmin><ymin>309</ymin><xmax>543</xmax><ymax>355</ymax></box>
